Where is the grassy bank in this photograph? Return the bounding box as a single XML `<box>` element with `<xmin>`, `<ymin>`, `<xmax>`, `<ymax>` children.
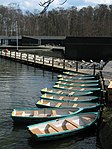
<box><xmin>99</xmin><ymin>104</ymin><xmax>112</xmax><ymax>149</ymax></box>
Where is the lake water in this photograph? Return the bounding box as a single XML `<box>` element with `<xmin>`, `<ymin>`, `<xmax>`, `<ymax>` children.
<box><xmin>0</xmin><ymin>57</ymin><xmax>102</xmax><ymax>149</ymax></box>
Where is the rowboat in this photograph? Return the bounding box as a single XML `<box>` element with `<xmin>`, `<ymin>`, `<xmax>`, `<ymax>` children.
<box><xmin>57</xmin><ymin>74</ymin><xmax>95</xmax><ymax>80</ymax></box>
<box><xmin>41</xmin><ymin>93</ymin><xmax>100</xmax><ymax>102</ymax></box>
<box><xmin>63</xmin><ymin>71</ymin><xmax>94</xmax><ymax>77</ymax></box>
<box><xmin>27</xmin><ymin>112</ymin><xmax>100</xmax><ymax>141</ymax></box>
<box><xmin>53</xmin><ymin>84</ymin><xmax>101</xmax><ymax>94</ymax></box>
<box><xmin>55</xmin><ymin>81</ymin><xmax>100</xmax><ymax>88</ymax></box>
<box><xmin>58</xmin><ymin>77</ymin><xmax>100</xmax><ymax>84</ymax></box>
<box><xmin>36</xmin><ymin>99</ymin><xmax>102</xmax><ymax>112</ymax></box>
<box><xmin>41</xmin><ymin>88</ymin><xmax>93</xmax><ymax>96</ymax></box>
<box><xmin>11</xmin><ymin>107</ymin><xmax>82</xmax><ymax>125</ymax></box>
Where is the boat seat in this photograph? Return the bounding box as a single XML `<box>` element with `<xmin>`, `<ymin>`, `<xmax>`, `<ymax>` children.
<box><xmin>69</xmin><ymin>87</ymin><xmax>73</xmax><ymax>90</ymax></box>
<box><xmin>55</xmin><ymin>102</ymin><xmax>62</xmax><ymax>107</ymax></box>
<box><xmin>65</xmin><ymin>118</ymin><xmax>79</xmax><ymax>128</ymax></box>
<box><xmin>16</xmin><ymin>111</ymin><xmax>23</xmax><ymax>116</ymax></box>
<box><xmin>72</xmin><ymin>104</ymin><xmax>78</xmax><ymax>107</ymax></box>
<box><xmin>59</xmin><ymin>96</ymin><xmax>64</xmax><ymax>100</ymax></box>
<box><xmin>57</xmin><ymin>91</ymin><xmax>62</xmax><ymax>94</ymax></box>
<box><xmin>69</xmin><ymin>111</ymin><xmax>74</xmax><ymax>114</ymax></box>
<box><xmin>69</xmin><ymin>92</ymin><xmax>74</xmax><ymax>96</ymax></box>
<box><xmin>80</xmin><ymin>88</ymin><xmax>85</xmax><ymax>91</ymax></box>
<box><xmin>73</xmin><ymin>97</ymin><xmax>78</xmax><ymax>101</ymax></box>
<box><xmin>51</xmin><ymin>110</ymin><xmax>57</xmax><ymax>116</ymax></box>
<box><xmin>31</xmin><ymin>128</ymin><xmax>43</xmax><ymax>134</ymax></box>
<box><xmin>33</xmin><ymin>111</ymin><xmax>38</xmax><ymax>116</ymax></box>
<box><xmin>47</xmin><ymin>123</ymin><xmax>61</xmax><ymax>132</ymax></box>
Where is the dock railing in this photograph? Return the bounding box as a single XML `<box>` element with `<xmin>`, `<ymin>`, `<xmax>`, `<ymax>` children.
<box><xmin>0</xmin><ymin>50</ymin><xmax>102</xmax><ymax>75</ymax></box>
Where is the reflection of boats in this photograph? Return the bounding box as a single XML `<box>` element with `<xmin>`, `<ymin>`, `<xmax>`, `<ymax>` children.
<box><xmin>57</xmin><ymin>74</ymin><xmax>95</xmax><ymax>80</ymax></box>
<box><xmin>41</xmin><ymin>88</ymin><xmax>93</xmax><ymax>96</ymax></box>
<box><xmin>55</xmin><ymin>81</ymin><xmax>99</xmax><ymax>88</ymax></box>
<box><xmin>27</xmin><ymin>112</ymin><xmax>100</xmax><ymax>141</ymax></box>
<box><xmin>11</xmin><ymin>107</ymin><xmax>82</xmax><ymax>125</ymax></box>
<box><xmin>53</xmin><ymin>84</ymin><xmax>101</xmax><ymax>95</ymax></box>
<box><xmin>41</xmin><ymin>93</ymin><xmax>99</xmax><ymax>102</ymax></box>
<box><xmin>58</xmin><ymin>77</ymin><xmax>99</xmax><ymax>84</ymax></box>
<box><xmin>36</xmin><ymin>99</ymin><xmax>102</xmax><ymax>111</ymax></box>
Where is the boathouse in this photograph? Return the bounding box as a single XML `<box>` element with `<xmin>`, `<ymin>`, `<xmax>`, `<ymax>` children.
<box><xmin>64</xmin><ymin>37</ymin><xmax>112</xmax><ymax>60</ymax></box>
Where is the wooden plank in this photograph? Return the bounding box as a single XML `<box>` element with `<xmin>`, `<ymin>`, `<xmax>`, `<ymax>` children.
<box><xmin>59</xmin><ymin>96</ymin><xmax>64</xmax><ymax>100</ymax></box>
<box><xmin>31</xmin><ymin>128</ymin><xmax>43</xmax><ymax>134</ymax></box>
<box><xmin>69</xmin><ymin>92</ymin><xmax>74</xmax><ymax>96</ymax></box>
<box><xmin>73</xmin><ymin>97</ymin><xmax>78</xmax><ymax>101</ymax></box>
<box><xmin>55</xmin><ymin>102</ymin><xmax>62</xmax><ymax>107</ymax></box>
<box><xmin>47</xmin><ymin>123</ymin><xmax>61</xmax><ymax>132</ymax></box>
<box><xmin>51</xmin><ymin>110</ymin><xmax>57</xmax><ymax>116</ymax></box>
<box><xmin>72</xmin><ymin>104</ymin><xmax>78</xmax><ymax>107</ymax></box>
<box><xmin>16</xmin><ymin>111</ymin><xmax>23</xmax><ymax>116</ymax></box>
<box><xmin>65</xmin><ymin>118</ymin><xmax>79</xmax><ymax>128</ymax></box>
<box><xmin>33</xmin><ymin>111</ymin><xmax>38</xmax><ymax>116</ymax></box>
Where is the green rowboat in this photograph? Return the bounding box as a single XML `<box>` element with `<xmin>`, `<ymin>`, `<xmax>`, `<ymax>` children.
<box><xmin>27</xmin><ymin>112</ymin><xmax>100</xmax><ymax>141</ymax></box>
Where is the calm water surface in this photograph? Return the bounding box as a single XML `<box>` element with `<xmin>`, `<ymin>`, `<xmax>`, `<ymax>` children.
<box><xmin>0</xmin><ymin>58</ymin><xmax>102</xmax><ymax>149</ymax></box>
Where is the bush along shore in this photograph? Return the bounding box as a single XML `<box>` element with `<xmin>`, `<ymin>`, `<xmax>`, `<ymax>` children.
<box><xmin>99</xmin><ymin>103</ymin><xmax>112</xmax><ymax>149</ymax></box>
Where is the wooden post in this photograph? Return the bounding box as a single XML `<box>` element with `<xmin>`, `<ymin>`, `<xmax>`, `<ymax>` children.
<box><xmin>5</xmin><ymin>50</ymin><xmax>6</xmax><ymax>56</ymax></box>
<box><xmin>52</xmin><ymin>57</ymin><xmax>54</xmax><ymax>71</ymax></box>
<box><xmin>93</xmin><ymin>63</ymin><xmax>95</xmax><ymax>75</ymax></box>
<box><xmin>63</xmin><ymin>59</ymin><xmax>65</xmax><ymax>69</ymax></box>
<box><xmin>27</xmin><ymin>53</ymin><xmax>29</xmax><ymax>62</ymax></box>
<box><xmin>43</xmin><ymin>56</ymin><xmax>44</xmax><ymax>69</ymax></box>
<box><xmin>20</xmin><ymin>53</ymin><xmax>22</xmax><ymax>60</ymax></box>
<box><xmin>34</xmin><ymin>54</ymin><xmax>36</xmax><ymax>66</ymax></box>
<box><xmin>10</xmin><ymin>50</ymin><xmax>11</xmax><ymax>57</ymax></box>
<box><xmin>15</xmin><ymin>51</ymin><xmax>16</xmax><ymax>59</ymax></box>
<box><xmin>76</xmin><ymin>61</ymin><xmax>78</xmax><ymax>72</ymax></box>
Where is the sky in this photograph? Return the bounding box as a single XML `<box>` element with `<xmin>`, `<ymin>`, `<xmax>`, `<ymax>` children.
<box><xmin>0</xmin><ymin>0</ymin><xmax>112</xmax><ymax>12</ymax></box>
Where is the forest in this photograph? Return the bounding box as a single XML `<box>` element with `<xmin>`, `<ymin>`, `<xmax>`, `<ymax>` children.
<box><xmin>0</xmin><ymin>4</ymin><xmax>112</xmax><ymax>37</ymax></box>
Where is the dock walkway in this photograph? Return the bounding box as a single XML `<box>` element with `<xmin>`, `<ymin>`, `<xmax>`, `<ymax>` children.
<box><xmin>0</xmin><ymin>50</ymin><xmax>98</xmax><ymax>75</ymax></box>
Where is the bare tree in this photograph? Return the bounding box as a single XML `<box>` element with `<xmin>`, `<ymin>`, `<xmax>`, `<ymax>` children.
<box><xmin>39</xmin><ymin>0</ymin><xmax>67</xmax><ymax>14</ymax></box>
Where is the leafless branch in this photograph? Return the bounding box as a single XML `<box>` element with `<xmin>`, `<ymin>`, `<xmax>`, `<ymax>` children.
<box><xmin>60</xmin><ymin>0</ymin><xmax>67</xmax><ymax>5</ymax></box>
<box><xmin>39</xmin><ymin>0</ymin><xmax>67</xmax><ymax>14</ymax></box>
<box><xmin>39</xmin><ymin>0</ymin><xmax>55</xmax><ymax>14</ymax></box>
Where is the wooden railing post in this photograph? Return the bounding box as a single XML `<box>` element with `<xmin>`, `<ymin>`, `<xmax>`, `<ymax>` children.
<box><xmin>15</xmin><ymin>51</ymin><xmax>16</xmax><ymax>59</ymax></box>
<box><xmin>76</xmin><ymin>61</ymin><xmax>78</xmax><ymax>72</ymax></box>
<box><xmin>93</xmin><ymin>63</ymin><xmax>95</xmax><ymax>75</ymax></box>
<box><xmin>27</xmin><ymin>53</ymin><xmax>29</xmax><ymax>62</ymax></box>
<box><xmin>34</xmin><ymin>54</ymin><xmax>36</xmax><ymax>66</ymax></box>
<box><xmin>20</xmin><ymin>53</ymin><xmax>22</xmax><ymax>60</ymax></box>
<box><xmin>63</xmin><ymin>59</ymin><xmax>65</xmax><ymax>69</ymax></box>
<box><xmin>52</xmin><ymin>57</ymin><xmax>54</xmax><ymax>71</ymax></box>
<box><xmin>10</xmin><ymin>50</ymin><xmax>11</xmax><ymax>57</ymax></box>
<box><xmin>43</xmin><ymin>56</ymin><xmax>44</xmax><ymax>69</ymax></box>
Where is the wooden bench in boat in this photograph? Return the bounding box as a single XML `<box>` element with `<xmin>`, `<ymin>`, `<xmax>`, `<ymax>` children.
<box><xmin>57</xmin><ymin>90</ymin><xmax>62</xmax><ymax>94</ymax></box>
<box><xmin>73</xmin><ymin>97</ymin><xmax>78</xmax><ymax>101</ymax></box>
<box><xmin>55</xmin><ymin>102</ymin><xmax>62</xmax><ymax>107</ymax></box>
<box><xmin>51</xmin><ymin>110</ymin><xmax>57</xmax><ymax>116</ymax></box>
<box><xmin>33</xmin><ymin>111</ymin><xmax>38</xmax><ymax>116</ymax></box>
<box><xmin>69</xmin><ymin>87</ymin><xmax>73</xmax><ymax>90</ymax></box>
<box><xmin>47</xmin><ymin>123</ymin><xmax>61</xmax><ymax>132</ymax></box>
<box><xmin>69</xmin><ymin>92</ymin><xmax>74</xmax><ymax>96</ymax></box>
<box><xmin>80</xmin><ymin>88</ymin><xmax>85</xmax><ymax>91</ymax></box>
<box><xmin>58</xmin><ymin>96</ymin><xmax>64</xmax><ymax>100</ymax></box>
<box><xmin>72</xmin><ymin>103</ymin><xmax>78</xmax><ymax>108</ymax></box>
<box><xmin>31</xmin><ymin>128</ymin><xmax>43</xmax><ymax>134</ymax></box>
<box><xmin>65</xmin><ymin>118</ymin><xmax>79</xmax><ymax>128</ymax></box>
<box><xmin>16</xmin><ymin>111</ymin><xmax>23</xmax><ymax>116</ymax></box>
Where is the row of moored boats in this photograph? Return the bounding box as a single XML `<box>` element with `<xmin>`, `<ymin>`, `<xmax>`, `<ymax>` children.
<box><xmin>11</xmin><ymin>70</ymin><xmax>104</xmax><ymax>141</ymax></box>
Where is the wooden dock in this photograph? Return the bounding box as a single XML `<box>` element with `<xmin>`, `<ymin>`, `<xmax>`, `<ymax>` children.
<box><xmin>0</xmin><ymin>50</ymin><xmax>99</xmax><ymax>75</ymax></box>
